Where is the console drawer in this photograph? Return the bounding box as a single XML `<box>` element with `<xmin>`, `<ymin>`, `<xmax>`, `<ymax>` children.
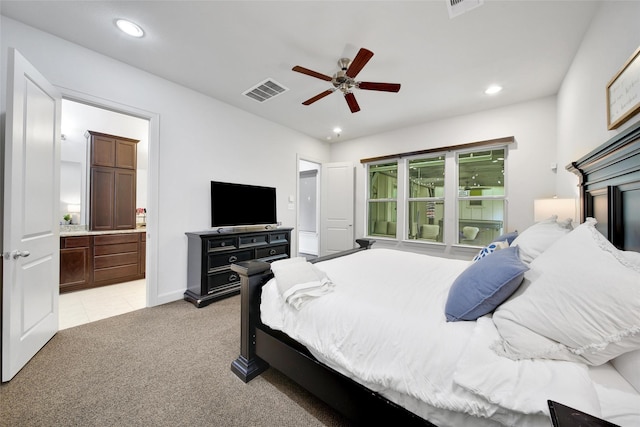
<box><xmin>269</xmin><ymin>232</ymin><xmax>289</xmax><ymax>244</ymax></box>
<box><xmin>256</xmin><ymin>245</ymin><xmax>288</xmax><ymax>260</ymax></box>
<box><xmin>207</xmin><ymin>237</ymin><xmax>237</xmax><ymax>251</ymax></box>
<box><xmin>239</xmin><ymin>234</ymin><xmax>268</xmax><ymax>247</ymax></box>
<box><xmin>207</xmin><ymin>270</ymin><xmax>241</xmax><ymax>294</ymax></box>
<box><xmin>207</xmin><ymin>249</ymin><xmax>253</xmax><ymax>271</ymax></box>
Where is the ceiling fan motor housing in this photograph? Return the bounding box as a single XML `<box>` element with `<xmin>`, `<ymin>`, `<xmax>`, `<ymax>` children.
<box><xmin>332</xmin><ymin>72</ymin><xmax>355</xmax><ymax>93</ymax></box>
<box><xmin>333</xmin><ymin>58</ymin><xmax>355</xmax><ymax>93</ymax></box>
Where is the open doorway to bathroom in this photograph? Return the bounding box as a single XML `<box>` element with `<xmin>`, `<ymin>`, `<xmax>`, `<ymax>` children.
<box><xmin>298</xmin><ymin>158</ymin><xmax>321</xmax><ymax>260</ymax></box>
<box><xmin>59</xmin><ymin>99</ymin><xmax>150</xmax><ymax>329</ymax></box>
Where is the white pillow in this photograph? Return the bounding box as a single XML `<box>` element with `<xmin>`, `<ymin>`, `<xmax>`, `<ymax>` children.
<box><xmin>612</xmin><ymin>349</ymin><xmax>640</xmax><ymax>393</ymax></box>
<box><xmin>492</xmin><ymin>218</ymin><xmax>640</xmax><ymax>366</ymax></box>
<box><xmin>510</xmin><ymin>215</ymin><xmax>572</xmax><ymax>264</ymax></box>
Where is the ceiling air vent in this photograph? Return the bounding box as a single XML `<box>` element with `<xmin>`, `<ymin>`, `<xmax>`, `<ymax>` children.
<box><xmin>243</xmin><ymin>78</ymin><xmax>289</xmax><ymax>103</ymax></box>
<box><xmin>447</xmin><ymin>0</ymin><xmax>484</xmax><ymax>19</ymax></box>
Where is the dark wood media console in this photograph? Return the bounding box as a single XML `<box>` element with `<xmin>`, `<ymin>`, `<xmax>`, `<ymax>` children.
<box><xmin>184</xmin><ymin>228</ymin><xmax>292</xmax><ymax>308</ymax></box>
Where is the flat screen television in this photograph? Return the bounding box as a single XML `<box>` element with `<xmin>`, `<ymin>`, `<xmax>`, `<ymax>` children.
<box><xmin>211</xmin><ymin>181</ymin><xmax>277</xmax><ymax>228</ymax></box>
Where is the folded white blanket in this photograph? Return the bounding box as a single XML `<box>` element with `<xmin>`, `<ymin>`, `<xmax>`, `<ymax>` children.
<box><xmin>270</xmin><ymin>257</ymin><xmax>334</xmax><ymax>309</ymax></box>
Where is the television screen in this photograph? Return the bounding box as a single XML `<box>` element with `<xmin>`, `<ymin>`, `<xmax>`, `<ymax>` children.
<box><xmin>211</xmin><ymin>181</ymin><xmax>277</xmax><ymax>227</ymax></box>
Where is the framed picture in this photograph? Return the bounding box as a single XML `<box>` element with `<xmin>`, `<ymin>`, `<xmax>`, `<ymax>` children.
<box><xmin>606</xmin><ymin>46</ymin><xmax>640</xmax><ymax>130</ymax></box>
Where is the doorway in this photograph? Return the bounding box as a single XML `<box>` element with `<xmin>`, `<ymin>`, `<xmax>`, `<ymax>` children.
<box><xmin>298</xmin><ymin>158</ymin><xmax>321</xmax><ymax>259</ymax></box>
<box><xmin>59</xmin><ymin>99</ymin><xmax>150</xmax><ymax>328</ymax></box>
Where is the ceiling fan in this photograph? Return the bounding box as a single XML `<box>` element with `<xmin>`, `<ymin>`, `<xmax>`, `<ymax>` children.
<box><xmin>292</xmin><ymin>48</ymin><xmax>401</xmax><ymax>113</ymax></box>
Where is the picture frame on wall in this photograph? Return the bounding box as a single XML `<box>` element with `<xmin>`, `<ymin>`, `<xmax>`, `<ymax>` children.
<box><xmin>606</xmin><ymin>46</ymin><xmax>640</xmax><ymax>130</ymax></box>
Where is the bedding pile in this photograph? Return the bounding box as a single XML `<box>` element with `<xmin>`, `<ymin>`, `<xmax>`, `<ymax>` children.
<box><xmin>270</xmin><ymin>257</ymin><xmax>334</xmax><ymax>309</ymax></box>
<box><xmin>260</xmin><ymin>218</ymin><xmax>640</xmax><ymax>426</ymax></box>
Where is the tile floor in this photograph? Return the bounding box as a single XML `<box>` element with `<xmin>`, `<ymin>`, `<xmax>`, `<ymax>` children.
<box><xmin>59</xmin><ymin>279</ymin><xmax>146</xmax><ymax>330</ymax></box>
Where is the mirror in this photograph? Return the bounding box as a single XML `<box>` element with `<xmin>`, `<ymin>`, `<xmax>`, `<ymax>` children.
<box><xmin>60</xmin><ymin>161</ymin><xmax>83</xmax><ymax>224</ymax></box>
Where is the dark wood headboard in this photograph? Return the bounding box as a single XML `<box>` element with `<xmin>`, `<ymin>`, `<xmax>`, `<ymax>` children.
<box><xmin>567</xmin><ymin>120</ymin><xmax>640</xmax><ymax>251</ymax></box>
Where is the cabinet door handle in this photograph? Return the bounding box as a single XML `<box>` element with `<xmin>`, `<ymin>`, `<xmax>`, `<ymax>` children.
<box><xmin>228</xmin><ymin>255</ymin><xmax>238</xmax><ymax>263</ymax></box>
<box><xmin>229</xmin><ymin>274</ymin><xmax>238</xmax><ymax>282</ymax></box>
<box><xmin>269</xmin><ymin>249</ymin><xmax>276</xmax><ymax>255</ymax></box>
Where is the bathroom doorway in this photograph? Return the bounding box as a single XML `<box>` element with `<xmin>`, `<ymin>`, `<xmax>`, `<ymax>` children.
<box><xmin>298</xmin><ymin>158</ymin><xmax>321</xmax><ymax>259</ymax></box>
<box><xmin>59</xmin><ymin>99</ymin><xmax>150</xmax><ymax>328</ymax></box>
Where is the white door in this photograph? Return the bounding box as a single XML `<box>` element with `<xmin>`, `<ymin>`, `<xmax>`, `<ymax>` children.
<box><xmin>2</xmin><ymin>48</ymin><xmax>61</xmax><ymax>382</ymax></box>
<box><xmin>320</xmin><ymin>162</ymin><xmax>355</xmax><ymax>256</ymax></box>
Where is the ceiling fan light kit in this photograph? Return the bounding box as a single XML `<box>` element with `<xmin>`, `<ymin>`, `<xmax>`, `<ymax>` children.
<box><xmin>292</xmin><ymin>48</ymin><xmax>401</xmax><ymax>113</ymax></box>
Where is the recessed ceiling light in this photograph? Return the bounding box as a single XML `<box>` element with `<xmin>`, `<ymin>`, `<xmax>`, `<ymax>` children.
<box><xmin>484</xmin><ymin>85</ymin><xmax>502</xmax><ymax>95</ymax></box>
<box><xmin>115</xmin><ymin>19</ymin><xmax>144</xmax><ymax>38</ymax></box>
<box><xmin>333</xmin><ymin>127</ymin><xmax>342</xmax><ymax>134</ymax></box>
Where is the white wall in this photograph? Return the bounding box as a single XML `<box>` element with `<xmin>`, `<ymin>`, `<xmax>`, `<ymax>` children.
<box><xmin>557</xmin><ymin>1</ymin><xmax>640</xmax><ymax>198</ymax></box>
<box><xmin>329</xmin><ymin>96</ymin><xmax>558</xmax><ymax>256</ymax></box>
<box><xmin>1</xmin><ymin>17</ymin><xmax>330</xmax><ymax>305</ymax></box>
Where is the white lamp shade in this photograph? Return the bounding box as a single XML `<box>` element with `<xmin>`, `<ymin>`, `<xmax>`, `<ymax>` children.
<box><xmin>534</xmin><ymin>198</ymin><xmax>576</xmax><ymax>222</ymax></box>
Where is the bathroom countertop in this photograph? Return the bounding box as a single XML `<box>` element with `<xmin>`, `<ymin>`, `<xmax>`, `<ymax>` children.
<box><xmin>60</xmin><ymin>226</ymin><xmax>146</xmax><ymax>237</ymax></box>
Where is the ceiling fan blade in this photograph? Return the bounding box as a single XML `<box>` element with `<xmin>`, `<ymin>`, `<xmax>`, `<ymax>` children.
<box><xmin>358</xmin><ymin>82</ymin><xmax>401</xmax><ymax>92</ymax></box>
<box><xmin>344</xmin><ymin>92</ymin><xmax>360</xmax><ymax>113</ymax></box>
<box><xmin>292</xmin><ymin>66</ymin><xmax>332</xmax><ymax>82</ymax></box>
<box><xmin>302</xmin><ymin>89</ymin><xmax>334</xmax><ymax>105</ymax></box>
<box><xmin>345</xmin><ymin>48</ymin><xmax>374</xmax><ymax>78</ymax></box>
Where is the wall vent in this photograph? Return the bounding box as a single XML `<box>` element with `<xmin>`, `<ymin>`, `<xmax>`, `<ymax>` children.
<box><xmin>243</xmin><ymin>78</ymin><xmax>289</xmax><ymax>103</ymax></box>
<box><xmin>447</xmin><ymin>0</ymin><xmax>484</xmax><ymax>19</ymax></box>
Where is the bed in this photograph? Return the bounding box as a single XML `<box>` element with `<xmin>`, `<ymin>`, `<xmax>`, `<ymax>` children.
<box><xmin>230</xmin><ymin>121</ymin><xmax>640</xmax><ymax>427</ymax></box>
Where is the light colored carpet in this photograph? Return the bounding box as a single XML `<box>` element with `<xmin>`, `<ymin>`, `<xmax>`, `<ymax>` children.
<box><xmin>0</xmin><ymin>295</ymin><xmax>351</xmax><ymax>426</ymax></box>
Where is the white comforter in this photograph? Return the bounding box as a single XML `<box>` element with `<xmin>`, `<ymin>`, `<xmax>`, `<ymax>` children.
<box><xmin>261</xmin><ymin>248</ymin><xmax>640</xmax><ymax>427</ymax></box>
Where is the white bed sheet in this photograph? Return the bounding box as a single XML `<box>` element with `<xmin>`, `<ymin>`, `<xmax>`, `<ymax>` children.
<box><xmin>260</xmin><ymin>248</ymin><xmax>640</xmax><ymax>427</ymax></box>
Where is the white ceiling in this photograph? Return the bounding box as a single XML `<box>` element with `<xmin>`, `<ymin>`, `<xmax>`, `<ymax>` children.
<box><xmin>1</xmin><ymin>1</ymin><xmax>600</xmax><ymax>143</ymax></box>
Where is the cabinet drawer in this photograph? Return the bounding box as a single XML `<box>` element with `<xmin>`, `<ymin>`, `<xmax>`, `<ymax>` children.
<box><xmin>269</xmin><ymin>232</ymin><xmax>289</xmax><ymax>244</ymax></box>
<box><xmin>207</xmin><ymin>237</ymin><xmax>237</xmax><ymax>251</ymax></box>
<box><xmin>94</xmin><ymin>242</ymin><xmax>138</xmax><ymax>256</ymax></box>
<box><xmin>95</xmin><ymin>233</ymin><xmax>139</xmax><ymax>245</ymax></box>
<box><xmin>206</xmin><ymin>270</ymin><xmax>241</xmax><ymax>294</ymax></box>
<box><xmin>94</xmin><ymin>264</ymin><xmax>139</xmax><ymax>282</ymax></box>
<box><xmin>62</xmin><ymin>236</ymin><xmax>91</xmax><ymax>249</ymax></box>
<box><xmin>94</xmin><ymin>252</ymin><xmax>138</xmax><ymax>269</ymax></box>
<box><xmin>239</xmin><ymin>234</ymin><xmax>268</xmax><ymax>247</ymax></box>
<box><xmin>207</xmin><ymin>250</ymin><xmax>253</xmax><ymax>271</ymax></box>
<box><xmin>256</xmin><ymin>245</ymin><xmax>288</xmax><ymax>260</ymax></box>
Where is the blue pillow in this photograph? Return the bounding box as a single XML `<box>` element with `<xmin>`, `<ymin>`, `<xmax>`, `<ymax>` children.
<box><xmin>492</xmin><ymin>231</ymin><xmax>518</xmax><ymax>245</ymax></box>
<box><xmin>445</xmin><ymin>246</ymin><xmax>528</xmax><ymax>322</ymax></box>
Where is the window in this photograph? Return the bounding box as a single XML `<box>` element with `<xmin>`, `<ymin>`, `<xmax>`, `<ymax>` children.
<box><xmin>367</xmin><ymin>162</ymin><xmax>397</xmax><ymax>237</ymax></box>
<box><xmin>363</xmin><ymin>137</ymin><xmax>511</xmax><ymax>246</ymax></box>
<box><xmin>407</xmin><ymin>156</ymin><xmax>445</xmax><ymax>242</ymax></box>
<box><xmin>457</xmin><ymin>148</ymin><xmax>506</xmax><ymax>246</ymax></box>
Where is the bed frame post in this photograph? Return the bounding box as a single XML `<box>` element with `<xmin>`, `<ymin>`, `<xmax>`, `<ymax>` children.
<box><xmin>230</xmin><ymin>260</ymin><xmax>272</xmax><ymax>382</ymax></box>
